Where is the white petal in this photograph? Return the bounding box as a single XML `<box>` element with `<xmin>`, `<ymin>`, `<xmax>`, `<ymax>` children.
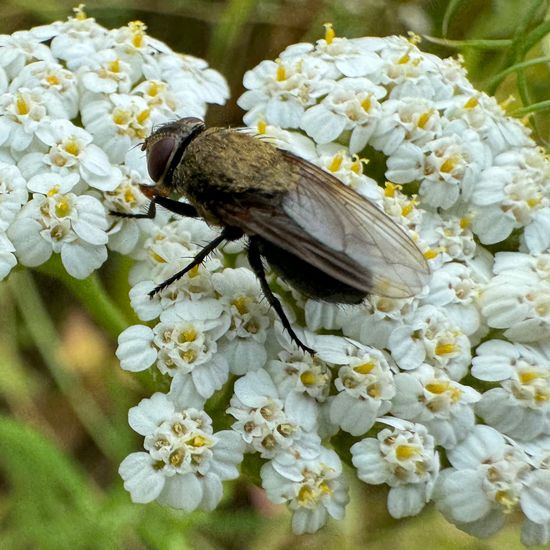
<box><xmin>435</xmin><ymin>469</ymin><xmax>491</xmax><ymax>522</ymax></box>
<box><xmin>60</xmin><ymin>241</ymin><xmax>107</xmax><ymax>279</ymax></box>
<box><xmin>292</xmin><ymin>506</ymin><xmax>328</xmax><ymax>535</ymax></box>
<box><xmin>169</xmin><ymin>372</ymin><xmax>207</xmax><ymax>410</ymax></box>
<box><xmin>118</xmin><ymin>452</ymin><xmax>165</xmax><ymax>503</ymax></box>
<box><xmin>330</xmin><ymin>393</ymin><xmax>378</xmax><ymax>436</ymax></box>
<box><xmin>116</xmin><ymin>324</ymin><xmax>157</xmax><ymax>372</ymax></box>
<box><xmin>209</xmin><ymin>430</ymin><xmax>245</xmax><ymax>480</ymax></box>
<box><xmin>128</xmin><ymin>392</ymin><xmax>175</xmax><ymax>435</ymax></box>
<box><xmin>199</xmin><ymin>473</ymin><xmax>223</xmax><ymax>511</ymax></box>
<box><xmin>233</xmin><ymin>369</ymin><xmax>278</xmax><ymax>406</ymax></box>
<box><xmin>8</xmin><ymin>217</ymin><xmax>52</xmax><ymax>267</ymax></box>
<box><xmin>521</xmin><ymin>470</ymin><xmax>550</xmax><ymax>524</ymax></box>
<box><xmin>387</xmin><ymin>484</ymin><xmax>427</xmax><ymax>518</ymax></box>
<box><xmin>191</xmin><ymin>354</ymin><xmax>229</xmax><ymax>398</ymax></box>
<box><xmin>158</xmin><ymin>473</ymin><xmax>203</xmax><ymax>511</ymax></box>
<box><xmin>447</xmin><ymin>425</ymin><xmax>504</xmax><ymax>469</ymax></box>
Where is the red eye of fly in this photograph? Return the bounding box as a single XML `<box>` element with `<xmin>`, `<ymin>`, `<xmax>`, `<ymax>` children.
<box><xmin>146</xmin><ymin>137</ymin><xmax>176</xmax><ymax>182</ymax></box>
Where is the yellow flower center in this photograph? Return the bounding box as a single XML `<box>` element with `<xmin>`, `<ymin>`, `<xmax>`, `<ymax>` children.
<box><xmin>276</xmin><ymin>60</ymin><xmax>287</xmax><ymax>82</ymax></box>
<box><xmin>46</xmin><ymin>74</ymin><xmax>60</xmax><ymax>86</ymax></box>
<box><xmin>328</xmin><ymin>153</ymin><xmax>343</xmax><ymax>172</ymax></box>
<box><xmin>354</xmin><ymin>362</ymin><xmax>376</xmax><ymax>375</ymax></box>
<box><xmin>64</xmin><ymin>138</ymin><xmax>80</xmax><ymax>156</ymax></box>
<box><xmin>396</xmin><ymin>444</ymin><xmax>420</xmax><ymax>460</ymax></box>
<box><xmin>425</xmin><ymin>381</ymin><xmax>449</xmax><ymax>394</ymax></box>
<box><xmin>417</xmin><ymin>111</ymin><xmax>431</xmax><ymax>129</ymax></box>
<box><xmin>16</xmin><ymin>95</ymin><xmax>29</xmax><ymax>115</ymax></box>
<box><xmin>361</xmin><ymin>96</ymin><xmax>372</xmax><ymax>112</ymax></box>
<box><xmin>384</xmin><ymin>181</ymin><xmax>402</xmax><ymax>197</ymax></box>
<box><xmin>435</xmin><ymin>342</ymin><xmax>458</xmax><ymax>356</ymax></box>
<box><xmin>108</xmin><ymin>59</ymin><xmax>121</xmax><ymax>73</ymax></box>
<box><xmin>169</xmin><ymin>448</ymin><xmax>185</xmax><ymax>467</ymax></box>
<box><xmin>232</xmin><ymin>295</ymin><xmax>251</xmax><ymax>315</ymax></box>
<box><xmin>300</xmin><ymin>371</ymin><xmax>316</xmax><ymax>386</ymax></box>
<box><xmin>464</xmin><ymin>97</ymin><xmax>479</xmax><ymax>109</ymax></box>
<box><xmin>55</xmin><ymin>196</ymin><xmax>71</xmax><ymax>218</ymax></box>
<box><xmin>47</xmin><ymin>185</ymin><xmax>61</xmax><ymax>197</ymax></box>
<box><xmin>323</xmin><ymin>22</ymin><xmax>335</xmax><ymax>45</ymax></box>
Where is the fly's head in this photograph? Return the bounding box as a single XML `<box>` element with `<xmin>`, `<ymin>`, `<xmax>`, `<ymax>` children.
<box><xmin>141</xmin><ymin>117</ymin><xmax>205</xmax><ymax>193</ymax></box>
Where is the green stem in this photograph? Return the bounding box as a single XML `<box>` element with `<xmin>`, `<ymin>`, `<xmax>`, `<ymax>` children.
<box><xmin>421</xmin><ymin>36</ymin><xmax>513</xmax><ymax>49</ymax></box>
<box><xmin>37</xmin><ymin>255</ymin><xmax>129</xmax><ymax>338</ymax></box>
<box><xmin>485</xmin><ymin>54</ymin><xmax>550</xmax><ymax>90</ymax></box>
<box><xmin>512</xmin><ymin>98</ymin><xmax>550</xmax><ymax>116</ymax></box>
<box><xmin>9</xmin><ymin>270</ymin><xmax>123</xmax><ymax>461</ymax></box>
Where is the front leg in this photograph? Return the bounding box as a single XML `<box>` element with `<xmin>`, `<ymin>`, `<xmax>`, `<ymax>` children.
<box><xmin>110</xmin><ymin>196</ymin><xmax>199</xmax><ymax>220</ymax></box>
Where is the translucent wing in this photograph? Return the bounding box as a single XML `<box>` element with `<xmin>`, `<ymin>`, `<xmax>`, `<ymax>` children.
<box><xmin>218</xmin><ymin>151</ymin><xmax>430</xmax><ymax>298</ymax></box>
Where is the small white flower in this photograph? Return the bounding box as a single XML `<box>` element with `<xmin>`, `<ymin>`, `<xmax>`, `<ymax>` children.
<box><xmin>329</xmin><ymin>347</ymin><xmax>395</xmax><ymax>436</ymax></box>
<box><xmin>9</xmin><ymin>60</ymin><xmax>79</xmax><ymax>119</ymax></box>
<box><xmin>267</xmin><ymin>340</ymin><xmax>332</xmax><ymax>432</ymax></box>
<box><xmin>8</xmin><ymin>173</ymin><xmax>108</xmax><ymax>278</ymax></box>
<box><xmin>213</xmin><ymin>268</ymin><xmax>273</xmax><ymax>374</ymax></box>
<box><xmin>391</xmin><ymin>364</ymin><xmax>480</xmax><ymax>448</ymax></box>
<box><xmin>0</xmin><ymin>162</ymin><xmax>28</xmax><ymax>231</ymax></box>
<box><xmin>227</xmin><ymin>369</ymin><xmax>318</xmax><ymax>459</ymax></box>
<box><xmin>119</xmin><ymin>393</ymin><xmax>244</xmax><ymax>510</ymax></box>
<box><xmin>103</xmin><ymin>168</ymin><xmax>154</xmax><ymax>255</ymax></box>
<box><xmin>480</xmin><ymin>252</ymin><xmax>550</xmax><ymax>342</ymax></box>
<box><xmin>117</xmin><ymin>298</ymin><xmax>230</xmax><ymax>401</ymax></box>
<box><xmin>300</xmin><ymin>78</ymin><xmax>385</xmax><ymax>151</ymax></box>
<box><xmin>261</xmin><ymin>447</ymin><xmax>349</xmax><ymax>534</ymax></box>
<box><xmin>81</xmin><ymin>93</ymin><xmax>158</xmax><ymax>163</ymax></box>
<box><xmin>0</xmin><ymin>231</ymin><xmax>17</xmax><ymax>280</ymax></box>
<box><xmin>18</xmin><ymin>119</ymin><xmax>122</xmax><ymax>191</ymax></box>
<box><xmin>78</xmin><ymin>49</ymin><xmax>137</xmax><ymax>94</ymax></box>
<box><xmin>0</xmin><ymin>89</ymin><xmax>49</xmax><ymax>152</ymax></box>
<box><xmin>388</xmin><ymin>305</ymin><xmax>471</xmax><ymax>380</ymax></box>
<box><xmin>421</xmin><ymin>262</ymin><xmax>482</xmax><ymax>336</ymax></box>
<box><xmin>49</xmin><ymin>9</ymin><xmax>110</xmax><ymax>70</ymax></box>
<box><xmin>370</xmin><ymin>97</ymin><xmax>443</xmax><ymax>155</ymax></box>
<box><xmin>472</xmin><ymin>340</ymin><xmax>550</xmax><ymax>441</ymax></box>
<box><xmin>0</xmin><ymin>30</ymin><xmax>55</xmax><ymax>79</ymax></box>
<box><xmin>434</xmin><ymin>425</ymin><xmax>550</xmax><ymax>542</ymax></box>
<box><xmin>351</xmin><ymin>421</ymin><xmax>439</xmax><ymax>518</ymax></box>
<box><xmin>238</xmin><ymin>56</ymin><xmax>332</xmax><ymax>128</ymax></box>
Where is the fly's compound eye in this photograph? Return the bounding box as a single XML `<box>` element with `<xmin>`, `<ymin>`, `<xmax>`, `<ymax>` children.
<box><xmin>146</xmin><ymin>137</ymin><xmax>176</xmax><ymax>183</ymax></box>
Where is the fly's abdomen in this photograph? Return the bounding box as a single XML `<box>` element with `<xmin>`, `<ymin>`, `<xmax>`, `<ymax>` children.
<box><xmin>256</xmin><ymin>238</ymin><xmax>366</xmax><ymax>304</ymax></box>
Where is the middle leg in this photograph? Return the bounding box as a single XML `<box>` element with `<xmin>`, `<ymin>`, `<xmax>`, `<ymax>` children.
<box><xmin>247</xmin><ymin>237</ymin><xmax>315</xmax><ymax>355</ymax></box>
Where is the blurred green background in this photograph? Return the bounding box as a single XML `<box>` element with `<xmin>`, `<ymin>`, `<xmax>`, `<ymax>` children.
<box><xmin>1</xmin><ymin>1</ymin><xmax>549</xmax><ymax>548</ymax></box>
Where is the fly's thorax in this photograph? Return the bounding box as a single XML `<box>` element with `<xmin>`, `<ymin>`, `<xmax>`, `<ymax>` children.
<box><xmin>172</xmin><ymin>128</ymin><xmax>297</xmax><ymax>196</ymax></box>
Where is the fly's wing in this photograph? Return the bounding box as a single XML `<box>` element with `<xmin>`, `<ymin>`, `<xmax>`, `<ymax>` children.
<box><xmin>218</xmin><ymin>151</ymin><xmax>430</xmax><ymax>298</ymax></box>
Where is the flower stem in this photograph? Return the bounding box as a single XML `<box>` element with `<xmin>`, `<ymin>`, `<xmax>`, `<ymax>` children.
<box><xmin>9</xmin><ymin>270</ymin><xmax>124</xmax><ymax>461</ymax></box>
<box><xmin>37</xmin><ymin>255</ymin><xmax>130</xmax><ymax>338</ymax></box>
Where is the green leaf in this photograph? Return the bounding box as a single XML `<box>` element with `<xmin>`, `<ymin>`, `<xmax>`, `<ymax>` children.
<box><xmin>422</xmin><ymin>36</ymin><xmax>512</xmax><ymax>49</ymax></box>
<box><xmin>512</xmin><ymin>99</ymin><xmax>550</xmax><ymax>116</ymax></box>
<box><xmin>441</xmin><ymin>0</ymin><xmax>465</xmax><ymax>37</ymax></box>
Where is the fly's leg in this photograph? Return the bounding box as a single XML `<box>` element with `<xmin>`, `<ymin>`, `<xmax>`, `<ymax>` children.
<box><xmin>150</xmin><ymin>226</ymin><xmax>243</xmax><ymax>296</ymax></box>
<box><xmin>110</xmin><ymin>196</ymin><xmax>199</xmax><ymax>219</ymax></box>
<box><xmin>247</xmin><ymin>237</ymin><xmax>315</xmax><ymax>356</ymax></box>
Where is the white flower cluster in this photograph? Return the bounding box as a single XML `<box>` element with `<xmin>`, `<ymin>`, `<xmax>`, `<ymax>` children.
<box><xmin>229</xmin><ymin>27</ymin><xmax>550</xmax><ymax>542</ymax></box>
<box><xmin>116</xmin><ymin>27</ymin><xmax>550</xmax><ymax>543</ymax></box>
<box><xmin>0</xmin><ymin>6</ymin><xmax>228</xmax><ymax>280</ymax></box>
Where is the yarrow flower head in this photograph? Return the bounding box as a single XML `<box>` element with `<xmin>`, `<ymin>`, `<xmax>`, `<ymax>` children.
<box><xmin>110</xmin><ymin>25</ymin><xmax>550</xmax><ymax>543</ymax></box>
<box><xmin>0</xmin><ymin>6</ymin><xmax>228</xmax><ymax>281</ymax></box>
